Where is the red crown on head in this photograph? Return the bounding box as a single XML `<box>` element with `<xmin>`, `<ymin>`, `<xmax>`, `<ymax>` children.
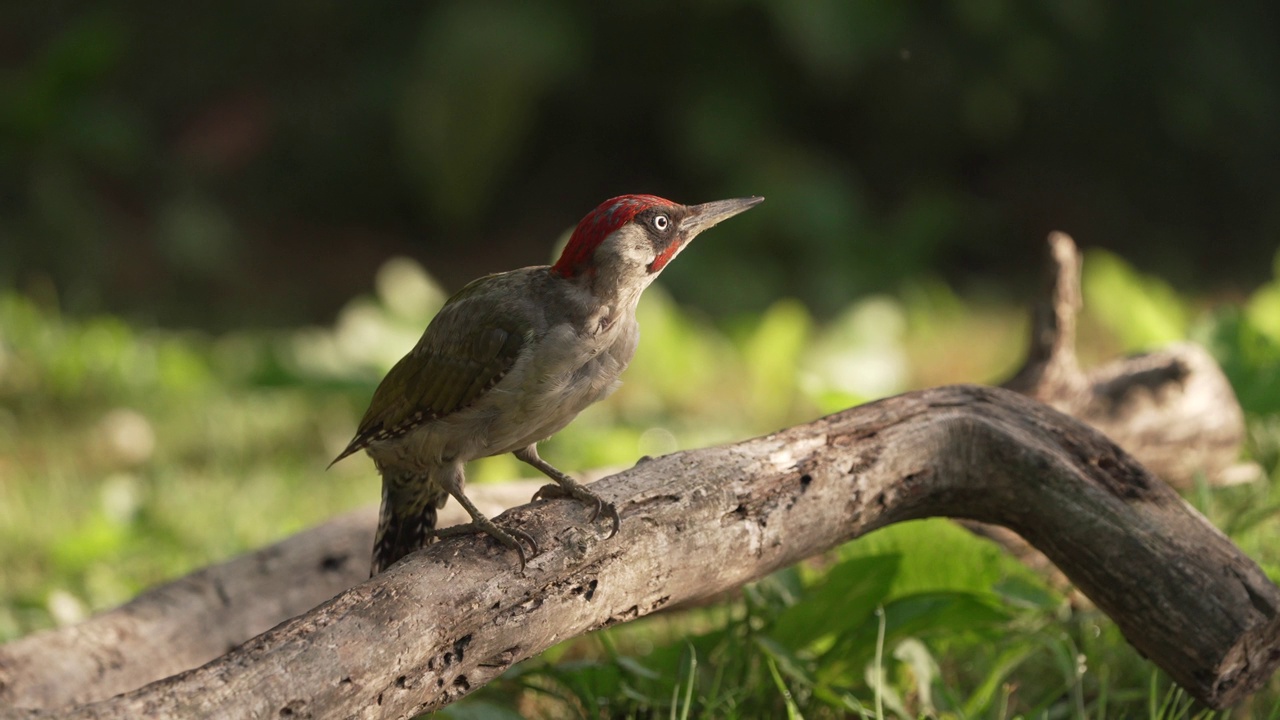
<box><xmin>552</xmin><ymin>194</ymin><xmax>677</xmax><ymax>278</ymax></box>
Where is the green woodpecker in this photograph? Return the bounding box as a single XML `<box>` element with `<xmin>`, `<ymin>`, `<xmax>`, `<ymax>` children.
<box><xmin>332</xmin><ymin>194</ymin><xmax>763</xmax><ymax>574</ymax></box>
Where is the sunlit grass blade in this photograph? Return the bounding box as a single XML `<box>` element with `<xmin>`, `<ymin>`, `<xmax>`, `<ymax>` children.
<box><xmin>766</xmin><ymin>655</ymin><xmax>805</xmax><ymax>720</ymax></box>
<box><xmin>874</xmin><ymin>606</ymin><xmax>885</xmax><ymax>720</ymax></box>
<box><xmin>961</xmin><ymin>645</ymin><xmax>1036</xmax><ymax>717</ymax></box>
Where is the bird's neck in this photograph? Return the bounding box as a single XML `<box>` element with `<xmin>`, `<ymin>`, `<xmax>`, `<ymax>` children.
<box><xmin>553</xmin><ymin>266</ymin><xmax>650</xmax><ymax>336</ymax></box>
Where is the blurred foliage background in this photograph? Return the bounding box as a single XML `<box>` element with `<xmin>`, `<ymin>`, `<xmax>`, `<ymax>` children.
<box><xmin>3</xmin><ymin>1</ymin><xmax>1279</xmax><ymax>328</ymax></box>
<box><xmin>4</xmin><ymin>1</ymin><xmax>1280</xmax><ymax>717</ymax></box>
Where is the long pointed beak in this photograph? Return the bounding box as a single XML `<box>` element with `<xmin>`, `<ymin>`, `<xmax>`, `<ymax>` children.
<box><xmin>679</xmin><ymin>196</ymin><xmax>765</xmax><ymax>237</ymax></box>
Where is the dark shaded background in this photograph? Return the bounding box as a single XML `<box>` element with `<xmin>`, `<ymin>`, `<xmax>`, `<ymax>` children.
<box><xmin>3</xmin><ymin>1</ymin><xmax>1278</xmax><ymax>329</ymax></box>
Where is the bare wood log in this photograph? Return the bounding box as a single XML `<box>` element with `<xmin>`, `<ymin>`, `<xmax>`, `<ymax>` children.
<box><xmin>0</xmin><ymin>482</ymin><xmax>542</xmax><ymax>711</ymax></box>
<box><xmin>2</xmin><ymin>386</ymin><xmax>1276</xmax><ymax>718</ymax></box>
<box><xmin>0</xmin><ymin>510</ymin><xmax>370</xmax><ymax>712</ymax></box>
<box><xmin>1004</xmin><ymin>231</ymin><xmax>1088</xmax><ymax>400</ymax></box>
<box><xmin>1003</xmin><ymin>232</ymin><xmax>1248</xmax><ymax>487</ymax></box>
<box><xmin>979</xmin><ymin>232</ymin><xmax>1254</xmax><ymax>593</ymax></box>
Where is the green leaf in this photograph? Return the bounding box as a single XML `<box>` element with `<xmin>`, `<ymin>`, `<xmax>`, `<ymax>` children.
<box><xmin>992</xmin><ymin>575</ymin><xmax>1062</xmax><ymax>611</ymax></box>
<box><xmin>879</xmin><ymin>591</ymin><xmax>1011</xmax><ymax>638</ymax></box>
<box><xmin>770</xmin><ymin>554</ymin><xmax>900</xmax><ymax>652</ymax></box>
<box><xmin>838</xmin><ymin>518</ymin><xmax>1047</xmax><ymax>598</ymax></box>
<box><xmin>818</xmin><ymin>591</ymin><xmax>1012</xmax><ymax>684</ymax></box>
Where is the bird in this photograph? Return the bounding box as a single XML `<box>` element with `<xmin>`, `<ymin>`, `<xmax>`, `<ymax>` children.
<box><xmin>331</xmin><ymin>193</ymin><xmax>764</xmax><ymax>575</ymax></box>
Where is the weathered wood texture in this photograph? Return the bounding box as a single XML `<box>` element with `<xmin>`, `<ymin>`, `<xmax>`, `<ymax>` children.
<box><xmin>2</xmin><ymin>386</ymin><xmax>1278</xmax><ymax>718</ymax></box>
<box><xmin>0</xmin><ymin>483</ymin><xmax>541</xmax><ymax>711</ymax></box>
<box><xmin>980</xmin><ymin>232</ymin><xmax>1255</xmax><ymax>594</ymax></box>
<box><xmin>1003</xmin><ymin>232</ymin><xmax>1248</xmax><ymax>487</ymax></box>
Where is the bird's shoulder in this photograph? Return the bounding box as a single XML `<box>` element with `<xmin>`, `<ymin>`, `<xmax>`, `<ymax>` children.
<box><xmin>333</xmin><ymin>268</ymin><xmax>557</xmax><ymax>463</ymax></box>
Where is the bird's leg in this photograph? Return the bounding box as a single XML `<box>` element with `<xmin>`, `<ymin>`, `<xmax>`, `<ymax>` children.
<box><xmin>517</xmin><ymin>444</ymin><xmax>620</xmax><ymax>538</ymax></box>
<box><xmin>432</xmin><ymin>462</ymin><xmax>539</xmax><ymax>569</ymax></box>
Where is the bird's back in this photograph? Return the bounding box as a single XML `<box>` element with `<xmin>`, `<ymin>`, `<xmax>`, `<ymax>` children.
<box><xmin>334</xmin><ymin>266</ymin><xmax>638</xmax><ymax>467</ymax></box>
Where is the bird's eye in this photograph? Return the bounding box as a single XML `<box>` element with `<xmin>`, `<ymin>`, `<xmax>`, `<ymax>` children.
<box><xmin>653</xmin><ymin>215</ymin><xmax>670</xmax><ymax>232</ymax></box>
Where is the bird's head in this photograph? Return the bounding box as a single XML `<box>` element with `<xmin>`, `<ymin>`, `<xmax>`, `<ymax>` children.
<box><xmin>552</xmin><ymin>194</ymin><xmax>764</xmax><ymax>287</ymax></box>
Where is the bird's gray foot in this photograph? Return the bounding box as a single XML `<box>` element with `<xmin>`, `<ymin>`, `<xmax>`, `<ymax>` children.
<box><xmin>532</xmin><ymin>481</ymin><xmax>620</xmax><ymax>538</ymax></box>
<box><xmin>515</xmin><ymin>444</ymin><xmax>620</xmax><ymax>538</ymax></box>
<box><xmin>438</xmin><ymin>467</ymin><xmax>539</xmax><ymax>570</ymax></box>
<box><xmin>433</xmin><ymin>519</ymin><xmax>538</xmax><ymax>570</ymax></box>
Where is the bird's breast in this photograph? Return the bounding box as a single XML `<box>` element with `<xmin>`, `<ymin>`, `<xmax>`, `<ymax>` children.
<box><xmin>531</xmin><ymin>321</ymin><xmax>634</xmax><ymax>404</ymax></box>
<box><xmin>474</xmin><ymin>319</ymin><xmax>633</xmax><ymax>447</ymax></box>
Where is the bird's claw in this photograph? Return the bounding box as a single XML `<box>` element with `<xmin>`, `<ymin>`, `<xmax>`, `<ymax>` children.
<box><xmin>434</xmin><ymin>522</ymin><xmax>539</xmax><ymax>571</ymax></box>
<box><xmin>533</xmin><ymin>483</ymin><xmax>621</xmax><ymax>538</ymax></box>
<box><xmin>601</xmin><ymin>502</ymin><xmax>621</xmax><ymax>538</ymax></box>
<box><xmin>530</xmin><ymin>483</ymin><xmax>560</xmax><ymax>503</ymax></box>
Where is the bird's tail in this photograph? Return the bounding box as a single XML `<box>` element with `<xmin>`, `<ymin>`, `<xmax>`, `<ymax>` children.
<box><xmin>371</xmin><ymin>474</ymin><xmax>444</xmax><ymax>576</ymax></box>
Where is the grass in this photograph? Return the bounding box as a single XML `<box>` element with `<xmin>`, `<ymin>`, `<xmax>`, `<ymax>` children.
<box><xmin>2</xmin><ymin>251</ymin><xmax>1279</xmax><ymax>717</ymax></box>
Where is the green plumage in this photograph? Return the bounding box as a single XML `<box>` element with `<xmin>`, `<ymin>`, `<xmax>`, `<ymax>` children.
<box><xmin>333</xmin><ymin>276</ymin><xmax>530</xmax><ymax>463</ymax></box>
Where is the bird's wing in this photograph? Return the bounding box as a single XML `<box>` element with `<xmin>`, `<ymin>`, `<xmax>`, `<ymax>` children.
<box><xmin>331</xmin><ymin>275</ymin><xmax>531</xmax><ymax>465</ymax></box>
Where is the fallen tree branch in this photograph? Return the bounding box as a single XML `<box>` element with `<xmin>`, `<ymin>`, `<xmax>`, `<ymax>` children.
<box><xmin>980</xmin><ymin>232</ymin><xmax>1253</xmax><ymax>594</ymax></box>
<box><xmin>1003</xmin><ymin>232</ymin><xmax>1248</xmax><ymax>487</ymax></box>
<box><xmin>0</xmin><ymin>483</ymin><xmax>542</xmax><ymax>711</ymax></box>
<box><xmin>3</xmin><ymin>386</ymin><xmax>1277</xmax><ymax>718</ymax></box>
